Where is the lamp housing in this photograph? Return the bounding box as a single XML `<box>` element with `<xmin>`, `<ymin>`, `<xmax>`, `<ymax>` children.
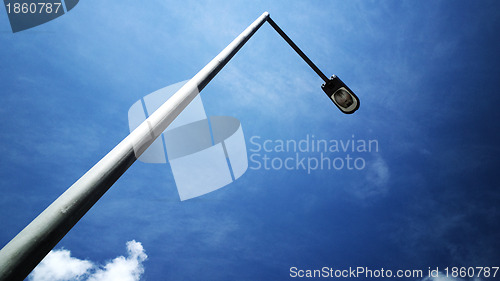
<box><xmin>321</xmin><ymin>75</ymin><xmax>360</xmax><ymax>114</ymax></box>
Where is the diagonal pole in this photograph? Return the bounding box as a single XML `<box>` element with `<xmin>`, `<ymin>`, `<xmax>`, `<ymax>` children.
<box><xmin>0</xmin><ymin>11</ymin><xmax>333</xmax><ymax>281</ymax></box>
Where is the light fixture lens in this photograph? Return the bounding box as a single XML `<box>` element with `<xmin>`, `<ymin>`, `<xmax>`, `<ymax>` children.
<box><xmin>322</xmin><ymin>75</ymin><xmax>359</xmax><ymax>114</ymax></box>
<box><xmin>333</xmin><ymin>88</ymin><xmax>354</xmax><ymax>109</ymax></box>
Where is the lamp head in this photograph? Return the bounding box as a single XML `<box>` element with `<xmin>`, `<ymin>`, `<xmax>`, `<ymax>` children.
<box><xmin>321</xmin><ymin>75</ymin><xmax>360</xmax><ymax>114</ymax></box>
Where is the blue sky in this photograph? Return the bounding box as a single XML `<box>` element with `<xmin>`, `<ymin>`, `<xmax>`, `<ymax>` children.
<box><xmin>1</xmin><ymin>0</ymin><xmax>499</xmax><ymax>280</ymax></box>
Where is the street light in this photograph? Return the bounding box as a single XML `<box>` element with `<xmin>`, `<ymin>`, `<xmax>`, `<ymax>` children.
<box><xmin>0</xmin><ymin>11</ymin><xmax>360</xmax><ymax>281</ymax></box>
<box><xmin>265</xmin><ymin>16</ymin><xmax>360</xmax><ymax>114</ymax></box>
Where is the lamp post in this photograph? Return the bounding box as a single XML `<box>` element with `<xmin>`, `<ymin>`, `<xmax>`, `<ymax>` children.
<box><xmin>0</xmin><ymin>11</ymin><xmax>360</xmax><ymax>281</ymax></box>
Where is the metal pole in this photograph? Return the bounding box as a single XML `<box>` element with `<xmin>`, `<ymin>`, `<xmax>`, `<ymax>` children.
<box><xmin>0</xmin><ymin>11</ymin><xmax>333</xmax><ymax>281</ymax></box>
<box><xmin>0</xmin><ymin>11</ymin><xmax>270</xmax><ymax>281</ymax></box>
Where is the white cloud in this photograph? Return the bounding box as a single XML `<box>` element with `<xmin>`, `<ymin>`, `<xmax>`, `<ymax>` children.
<box><xmin>28</xmin><ymin>249</ymin><xmax>93</xmax><ymax>281</ymax></box>
<box><xmin>87</xmin><ymin>241</ymin><xmax>147</xmax><ymax>281</ymax></box>
<box><xmin>29</xmin><ymin>240</ymin><xmax>147</xmax><ymax>281</ymax></box>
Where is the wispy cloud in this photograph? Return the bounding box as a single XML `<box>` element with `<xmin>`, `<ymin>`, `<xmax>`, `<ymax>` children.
<box><xmin>421</xmin><ymin>274</ymin><xmax>484</xmax><ymax>281</ymax></box>
<box><xmin>349</xmin><ymin>153</ymin><xmax>390</xmax><ymax>200</ymax></box>
<box><xmin>366</xmin><ymin>154</ymin><xmax>390</xmax><ymax>187</ymax></box>
<box><xmin>29</xmin><ymin>240</ymin><xmax>147</xmax><ymax>281</ymax></box>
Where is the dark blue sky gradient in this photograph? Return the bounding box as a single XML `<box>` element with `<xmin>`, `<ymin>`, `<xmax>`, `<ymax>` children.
<box><xmin>0</xmin><ymin>1</ymin><xmax>499</xmax><ymax>280</ymax></box>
